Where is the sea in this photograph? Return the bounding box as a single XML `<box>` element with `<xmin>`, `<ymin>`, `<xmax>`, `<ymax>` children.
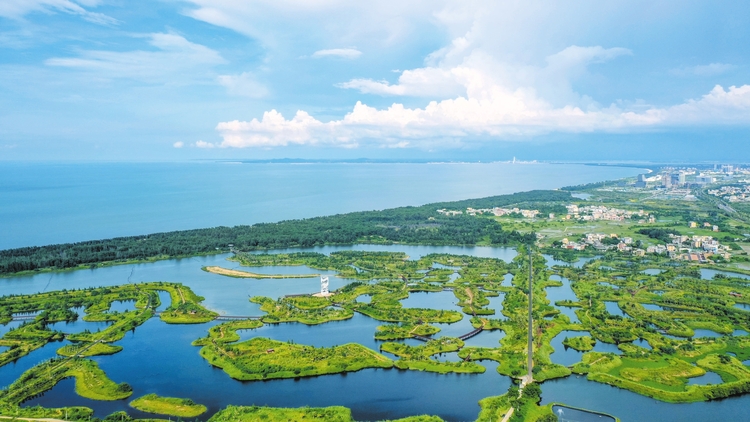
<box><xmin>0</xmin><ymin>161</ymin><xmax>641</xmax><ymax>250</ymax></box>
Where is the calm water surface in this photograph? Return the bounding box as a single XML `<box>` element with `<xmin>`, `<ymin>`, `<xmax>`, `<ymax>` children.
<box><xmin>0</xmin><ymin>162</ymin><xmax>642</xmax><ymax>250</ymax></box>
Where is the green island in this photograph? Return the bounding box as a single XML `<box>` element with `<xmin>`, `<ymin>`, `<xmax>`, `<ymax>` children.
<box><xmin>562</xmin><ymin>335</ymin><xmax>597</xmax><ymax>352</ymax></box>
<box><xmin>6</xmin><ymin>172</ymin><xmax>750</xmax><ymax>420</ymax></box>
<box><xmin>206</xmin><ymin>405</ymin><xmax>443</xmax><ymax>422</ymax></box>
<box><xmin>196</xmin><ymin>337</ymin><xmax>393</xmax><ymax>381</ymax></box>
<box><xmin>381</xmin><ymin>337</ymin><xmax>486</xmax><ymax>373</ymax></box>
<box><xmin>129</xmin><ymin>394</ymin><xmax>207</xmax><ymax>418</ymax></box>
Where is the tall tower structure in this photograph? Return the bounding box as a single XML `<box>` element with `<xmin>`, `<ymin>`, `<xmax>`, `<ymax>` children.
<box><xmin>320</xmin><ymin>276</ymin><xmax>329</xmax><ymax>296</ymax></box>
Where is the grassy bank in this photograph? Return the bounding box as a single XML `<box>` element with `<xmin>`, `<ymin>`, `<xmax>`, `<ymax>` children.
<box><xmin>130</xmin><ymin>394</ymin><xmax>207</xmax><ymax>418</ymax></box>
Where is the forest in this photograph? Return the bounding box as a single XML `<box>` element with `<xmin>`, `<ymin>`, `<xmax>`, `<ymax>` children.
<box><xmin>0</xmin><ymin>190</ymin><xmax>566</xmax><ymax>275</ymax></box>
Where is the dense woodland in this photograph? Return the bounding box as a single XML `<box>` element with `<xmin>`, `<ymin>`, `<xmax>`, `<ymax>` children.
<box><xmin>0</xmin><ymin>190</ymin><xmax>569</xmax><ymax>275</ymax></box>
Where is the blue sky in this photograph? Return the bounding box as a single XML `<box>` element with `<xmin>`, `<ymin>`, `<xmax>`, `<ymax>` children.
<box><xmin>1</xmin><ymin>0</ymin><xmax>749</xmax><ymax>162</ymax></box>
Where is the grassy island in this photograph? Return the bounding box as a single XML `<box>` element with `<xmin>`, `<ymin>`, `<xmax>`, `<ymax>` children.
<box><xmin>251</xmin><ymin>296</ymin><xmax>354</xmax><ymax>325</ymax></box>
<box><xmin>207</xmin><ymin>405</ymin><xmax>443</xmax><ymax>422</ymax></box>
<box><xmin>375</xmin><ymin>323</ymin><xmax>441</xmax><ymax>340</ymax></box>
<box><xmin>198</xmin><ymin>337</ymin><xmax>393</xmax><ymax>381</ymax></box>
<box><xmin>563</xmin><ymin>335</ymin><xmax>597</xmax><ymax>352</ymax></box>
<box><xmin>130</xmin><ymin>394</ymin><xmax>207</xmax><ymax>418</ymax></box>
<box><xmin>381</xmin><ymin>337</ymin><xmax>485</xmax><ymax>374</ymax></box>
<box><xmin>57</xmin><ymin>341</ymin><xmax>123</xmax><ymax>357</ymax></box>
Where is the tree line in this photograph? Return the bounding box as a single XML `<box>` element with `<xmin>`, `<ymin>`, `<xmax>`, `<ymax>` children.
<box><xmin>0</xmin><ymin>190</ymin><xmax>570</xmax><ymax>275</ymax></box>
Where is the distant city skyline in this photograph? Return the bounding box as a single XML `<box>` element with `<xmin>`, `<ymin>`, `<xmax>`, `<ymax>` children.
<box><xmin>1</xmin><ymin>1</ymin><xmax>749</xmax><ymax>161</ymax></box>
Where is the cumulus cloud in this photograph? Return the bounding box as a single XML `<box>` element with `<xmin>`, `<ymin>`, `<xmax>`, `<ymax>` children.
<box><xmin>217</xmin><ymin>72</ymin><xmax>269</xmax><ymax>98</ymax></box>
<box><xmin>214</xmin><ymin>82</ymin><xmax>750</xmax><ymax>149</ymax></box>
<box><xmin>45</xmin><ymin>33</ymin><xmax>225</xmax><ymax>82</ymax></box>
<box><xmin>311</xmin><ymin>48</ymin><xmax>362</xmax><ymax>59</ymax></box>
<box><xmin>173</xmin><ymin>141</ymin><xmax>184</xmax><ymax>148</ymax></box>
<box><xmin>0</xmin><ymin>0</ymin><xmax>117</xmax><ymax>25</ymax></box>
<box><xmin>181</xmin><ymin>1</ymin><xmax>750</xmax><ymax>150</ymax></box>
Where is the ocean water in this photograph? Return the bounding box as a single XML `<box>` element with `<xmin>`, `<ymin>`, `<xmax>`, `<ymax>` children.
<box><xmin>0</xmin><ymin>162</ymin><xmax>641</xmax><ymax>250</ymax></box>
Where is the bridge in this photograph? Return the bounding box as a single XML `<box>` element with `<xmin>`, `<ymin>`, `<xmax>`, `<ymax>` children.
<box><xmin>215</xmin><ymin>315</ymin><xmax>263</xmax><ymax>321</ymax></box>
<box><xmin>11</xmin><ymin>315</ymin><xmax>38</xmax><ymax>321</ymax></box>
<box><xmin>411</xmin><ymin>327</ymin><xmax>484</xmax><ymax>343</ymax></box>
<box><xmin>458</xmin><ymin>327</ymin><xmax>483</xmax><ymax>341</ymax></box>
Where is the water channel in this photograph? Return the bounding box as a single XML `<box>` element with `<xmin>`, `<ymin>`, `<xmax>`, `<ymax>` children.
<box><xmin>3</xmin><ymin>245</ymin><xmax>750</xmax><ymax>421</ymax></box>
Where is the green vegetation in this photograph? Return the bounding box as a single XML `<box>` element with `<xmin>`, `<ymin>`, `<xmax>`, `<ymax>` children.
<box><xmin>207</xmin><ymin>405</ymin><xmax>355</xmax><ymax>422</ymax></box>
<box><xmin>381</xmin><ymin>337</ymin><xmax>485</xmax><ymax>374</ymax></box>
<box><xmin>12</xmin><ymin>174</ymin><xmax>750</xmax><ymax>419</ymax></box>
<box><xmin>375</xmin><ymin>322</ymin><xmax>441</xmax><ymax>340</ymax></box>
<box><xmin>0</xmin><ymin>190</ymin><xmax>561</xmax><ymax>276</ymax></box>
<box><xmin>563</xmin><ymin>336</ymin><xmax>597</xmax><ymax>352</ymax></box>
<box><xmin>57</xmin><ymin>342</ymin><xmax>123</xmax><ymax>357</ymax></box>
<box><xmin>0</xmin><ymin>282</ymin><xmax>215</xmax><ymax>368</ymax></box>
<box><xmin>198</xmin><ymin>337</ymin><xmax>393</xmax><ymax>381</ymax></box>
<box><xmin>130</xmin><ymin>394</ymin><xmax>207</xmax><ymax>418</ymax></box>
<box><xmin>0</xmin><ymin>357</ymin><xmax>131</xmax><ymax>409</ymax></box>
<box><xmin>206</xmin><ymin>405</ymin><xmax>443</xmax><ymax>422</ymax></box>
<box><xmin>251</xmin><ymin>296</ymin><xmax>354</xmax><ymax>325</ymax></box>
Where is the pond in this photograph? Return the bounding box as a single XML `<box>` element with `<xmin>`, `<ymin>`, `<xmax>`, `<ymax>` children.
<box><xmin>643</xmin><ymin>269</ymin><xmax>663</xmax><ymax>275</ymax></box>
<box><xmin>108</xmin><ymin>300</ymin><xmax>137</xmax><ymax>313</ymax></box>
<box><xmin>700</xmin><ymin>268</ymin><xmax>750</xmax><ymax>281</ymax></box>
<box><xmin>543</xmin><ymin>255</ymin><xmax>599</xmax><ymax>269</ymax></box>
<box><xmin>501</xmin><ymin>273</ymin><xmax>514</xmax><ymax>287</ymax></box>
<box><xmin>687</xmin><ymin>371</ymin><xmax>723</xmax><ymax>386</ymax></box>
<box><xmin>541</xmin><ymin>375</ymin><xmax>750</xmax><ymax>422</ymax></box>
<box><xmin>549</xmin><ymin>330</ymin><xmax>621</xmax><ymax>367</ymax></box>
<box><xmin>604</xmin><ymin>302</ymin><xmax>628</xmax><ymax>318</ymax></box>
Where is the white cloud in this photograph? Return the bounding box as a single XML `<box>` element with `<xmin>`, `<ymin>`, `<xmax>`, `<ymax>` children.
<box><xmin>195</xmin><ymin>140</ymin><xmax>216</xmax><ymax>148</ymax></box>
<box><xmin>182</xmin><ymin>2</ymin><xmax>750</xmax><ymax>150</ymax></box>
<box><xmin>337</xmin><ymin>67</ymin><xmax>463</xmax><ymax>97</ymax></box>
<box><xmin>45</xmin><ymin>33</ymin><xmax>225</xmax><ymax>83</ymax></box>
<box><xmin>0</xmin><ymin>0</ymin><xmax>117</xmax><ymax>25</ymax></box>
<box><xmin>672</xmin><ymin>63</ymin><xmax>736</xmax><ymax>77</ymax></box>
<box><xmin>660</xmin><ymin>85</ymin><xmax>750</xmax><ymax>124</ymax></box>
<box><xmin>214</xmin><ymin>82</ymin><xmax>750</xmax><ymax>149</ymax></box>
<box><xmin>217</xmin><ymin>72</ymin><xmax>269</xmax><ymax>98</ymax></box>
<box><xmin>173</xmin><ymin>141</ymin><xmax>184</xmax><ymax>148</ymax></box>
<box><xmin>311</xmin><ymin>48</ymin><xmax>362</xmax><ymax>59</ymax></box>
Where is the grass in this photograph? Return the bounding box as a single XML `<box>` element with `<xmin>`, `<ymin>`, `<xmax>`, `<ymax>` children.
<box><xmin>57</xmin><ymin>342</ymin><xmax>123</xmax><ymax>357</ymax></box>
<box><xmin>130</xmin><ymin>394</ymin><xmax>207</xmax><ymax>418</ymax></box>
<box><xmin>207</xmin><ymin>405</ymin><xmax>354</xmax><ymax>422</ymax></box>
<box><xmin>206</xmin><ymin>405</ymin><xmax>443</xmax><ymax>422</ymax></box>
<box><xmin>381</xmin><ymin>337</ymin><xmax>485</xmax><ymax>374</ymax></box>
<box><xmin>562</xmin><ymin>335</ymin><xmax>596</xmax><ymax>352</ymax></box>
<box><xmin>375</xmin><ymin>323</ymin><xmax>441</xmax><ymax>340</ymax></box>
<box><xmin>251</xmin><ymin>296</ymin><xmax>354</xmax><ymax>325</ymax></box>
<box><xmin>66</xmin><ymin>359</ymin><xmax>133</xmax><ymax>401</ymax></box>
<box><xmin>198</xmin><ymin>337</ymin><xmax>393</xmax><ymax>381</ymax></box>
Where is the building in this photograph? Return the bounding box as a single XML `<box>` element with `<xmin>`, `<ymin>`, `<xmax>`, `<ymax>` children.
<box><xmin>696</xmin><ymin>175</ymin><xmax>715</xmax><ymax>184</ymax></box>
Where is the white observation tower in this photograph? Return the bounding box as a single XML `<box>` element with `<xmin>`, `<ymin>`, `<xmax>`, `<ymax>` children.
<box><xmin>320</xmin><ymin>276</ymin><xmax>329</xmax><ymax>296</ymax></box>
